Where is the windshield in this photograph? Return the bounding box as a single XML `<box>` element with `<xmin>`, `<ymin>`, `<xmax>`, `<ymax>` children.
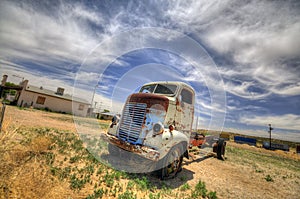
<box><xmin>139</xmin><ymin>84</ymin><xmax>177</xmax><ymax>96</ymax></box>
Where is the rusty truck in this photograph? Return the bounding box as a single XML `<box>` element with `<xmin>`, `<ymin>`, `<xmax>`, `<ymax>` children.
<box><xmin>106</xmin><ymin>81</ymin><xmax>226</xmax><ymax>179</ymax></box>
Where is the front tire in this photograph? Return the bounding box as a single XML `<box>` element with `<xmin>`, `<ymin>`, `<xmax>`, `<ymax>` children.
<box><xmin>157</xmin><ymin>145</ymin><xmax>184</xmax><ymax>180</ymax></box>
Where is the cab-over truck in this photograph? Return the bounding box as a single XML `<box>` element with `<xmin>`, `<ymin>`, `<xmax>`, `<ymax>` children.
<box><xmin>106</xmin><ymin>81</ymin><xmax>226</xmax><ymax>179</ymax></box>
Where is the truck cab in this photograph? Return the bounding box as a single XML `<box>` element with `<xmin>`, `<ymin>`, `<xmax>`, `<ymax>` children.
<box><xmin>106</xmin><ymin>81</ymin><xmax>225</xmax><ymax>179</ymax></box>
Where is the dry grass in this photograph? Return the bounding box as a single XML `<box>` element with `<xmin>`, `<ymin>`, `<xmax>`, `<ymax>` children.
<box><xmin>2</xmin><ymin>162</ymin><xmax>72</xmax><ymax>199</ymax></box>
<box><xmin>0</xmin><ymin>119</ymin><xmax>198</xmax><ymax>199</ymax></box>
<box><xmin>27</xmin><ymin>136</ymin><xmax>52</xmax><ymax>154</ymax></box>
<box><xmin>1</xmin><ymin>105</ymin><xmax>299</xmax><ymax>199</ymax></box>
<box><xmin>0</xmin><ymin>121</ymin><xmax>72</xmax><ymax>199</ymax></box>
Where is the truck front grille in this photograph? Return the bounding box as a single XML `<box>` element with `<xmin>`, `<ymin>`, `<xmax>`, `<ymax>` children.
<box><xmin>118</xmin><ymin>102</ymin><xmax>147</xmax><ymax>144</ymax></box>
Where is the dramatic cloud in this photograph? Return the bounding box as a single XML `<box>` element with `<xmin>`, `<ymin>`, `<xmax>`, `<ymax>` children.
<box><xmin>240</xmin><ymin>114</ymin><xmax>300</xmax><ymax>131</ymax></box>
<box><xmin>0</xmin><ymin>0</ymin><xmax>299</xmax><ymax>141</ymax></box>
<box><xmin>0</xmin><ymin>1</ymin><xmax>100</xmax><ymax>68</ymax></box>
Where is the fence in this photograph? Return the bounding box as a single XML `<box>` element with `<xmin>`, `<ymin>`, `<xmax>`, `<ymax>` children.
<box><xmin>0</xmin><ymin>102</ymin><xmax>6</xmax><ymax>131</ymax></box>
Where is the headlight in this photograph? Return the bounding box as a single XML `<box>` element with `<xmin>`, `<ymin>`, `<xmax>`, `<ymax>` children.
<box><xmin>110</xmin><ymin>114</ymin><xmax>120</xmax><ymax>128</ymax></box>
<box><xmin>153</xmin><ymin>122</ymin><xmax>164</xmax><ymax>134</ymax></box>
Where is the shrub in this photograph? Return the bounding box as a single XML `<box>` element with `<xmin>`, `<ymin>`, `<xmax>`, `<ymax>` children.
<box><xmin>180</xmin><ymin>183</ymin><xmax>191</xmax><ymax>191</ymax></box>
<box><xmin>191</xmin><ymin>180</ymin><xmax>207</xmax><ymax>198</ymax></box>
<box><xmin>265</xmin><ymin>175</ymin><xmax>274</xmax><ymax>182</ymax></box>
<box><xmin>207</xmin><ymin>191</ymin><xmax>218</xmax><ymax>199</ymax></box>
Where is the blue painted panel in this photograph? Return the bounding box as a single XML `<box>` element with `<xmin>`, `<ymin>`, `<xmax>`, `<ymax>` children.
<box><xmin>234</xmin><ymin>136</ymin><xmax>257</xmax><ymax>146</ymax></box>
<box><xmin>263</xmin><ymin>141</ymin><xmax>289</xmax><ymax>151</ymax></box>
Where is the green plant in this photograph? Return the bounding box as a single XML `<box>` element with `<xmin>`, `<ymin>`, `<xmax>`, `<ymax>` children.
<box><xmin>44</xmin><ymin>152</ymin><xmax>55</xmax><ymax>165</ymax></box>
<box><xmin>50</xmin><ymin>166</ymin><xmax>71</xmax><ymax>181</ymax></box>
<box><xmin>134</xmin><ymin>176</ymin><xmax>151</xmax><ymax>191</ymax></box>
<box><xmin>69</xmin><ymin>155</ymin><xmax>81</xmax><ymax>163</ymax></box>
<box><xmin>50</xmin><ymin>166</ymin><xmax>60</xmax><ymax>176</ymax></box>
<box><xmin>180</xmin><ymin>183</ymin><xmax>191</xmax><ymax>191</ymax></box>
<box><xmin>69</xmin><ymin>174</ymin><xmax>88</xmax><ymax>190</ymax></box>
<box><xmin>207</xmin><ymin>191</ymin><xmax>218</xmax><ymax>199</ymax></box>
<box><xmin>118</xmin><ymin>190</ymin><xmax>136</xmax><ymax>199</ymax></box>
<box><xmin>191</xmin><ymin>180</ymin><xmax>207</xmax><ymax>198</ymax></box>
<box><xmin>96</xmin><ymin>166</ymin><xmax>104</xmax><ymax>176</ymax></box>
<box><xmin>149</xmin><ymin>192</ymin><xmax>161</xmax><ymax>199</ymax></box>
<box><xmin>265</xmin><ymin>174</ymin><xmax>274</xmax><ymax>182</ymax></box>
<box><xmin>114</xmin><ymin>183</ymin><xmax>123</xmax><ymax>193</ymax></box>
<box><xmin>87</xmin><ymin>188</ymin><xmax>104</xmax><ymax>199</ymax></box>
<box><xmin>71</xmin><ymin>139</ymin><xmax>84</xmax><ymax>152</ymax></box>
<box><xmin>85</xmin><ymin>164</ymin><xmax>95</xmax><ymax>175</ymax></box>
<box><xmin>86</xmin><ymin>151</ymin><xmax>99</xmax><ymax>163</ymax></box>
<box><xmin>113</xmin><ymin>170</ymin><xmax>122</xmax><ymax>180</ymax></box>
<box><xmin>127</xmin><ymin>181</ymin><xmax>135</xmax><ymax>189</ymax></box>
<box><xmin>161</xmin><ymin>184</ymin><xmax>172</xmax><ymax>195</ymax></box>
<box><xmin>103</xmin><ymin>172</ymin><xmax>114</xmax><ymax>187</ymax></box>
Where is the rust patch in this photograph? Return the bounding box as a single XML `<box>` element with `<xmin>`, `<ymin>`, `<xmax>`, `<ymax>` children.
<box><xmin>127</xmin><ymin>93</ymin><xmax>169</xmax><ymax>111</ymax></box>
<box><xmin>175</xmin><ymin>97</ymin><xmax>182</xmax><ymax>112</ymax></box>
<box><xmin>105</xmin><ymin>133</ymin><xmax>160</xmax><ymax>161</ymax></box>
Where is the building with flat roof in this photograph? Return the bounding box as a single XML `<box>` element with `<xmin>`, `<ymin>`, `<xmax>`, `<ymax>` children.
<box><xmin>17</xmin><ymin>80</ymin><xmax>90</xmax><ymax>117</ymax></box>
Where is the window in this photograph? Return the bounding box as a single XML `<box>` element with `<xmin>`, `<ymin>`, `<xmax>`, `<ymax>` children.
<box><xmin>56</xmin><ymin>87</ymin><xmax>65</xmax><ymax>95</ymax></box>
<box><xmin>36</xmin><ymin>96</ymin><xmax>46</xmax><ymax>105</ymax></box>
<box><xmin>155</xmin><ymin>84</ymin><xmax>177</xmax><ymax>95</ymax></box>
<box><xmin>181</xmin><ymin>89</ymin><xmax>193</xmax><ymax>104</ymax></box>
<box><xmin>139</xmin><ymin>84</ymin><xmax>177</xmax><ymax>96</ymax></box>
<box><xmin>78</xmin><ymin>104</ymin><xmax>84</xmax><ymax>110</ymax></box>
<box><xmin>139</xmin><ymin>84</ymin><xmax>156</xmax><ymax>93</ymax></box>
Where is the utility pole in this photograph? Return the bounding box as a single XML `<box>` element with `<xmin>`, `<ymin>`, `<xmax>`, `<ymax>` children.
<box><xmin>268</xmin><ymin>124</ymin><xmax>273</xmax><ymax>150</ymax></box>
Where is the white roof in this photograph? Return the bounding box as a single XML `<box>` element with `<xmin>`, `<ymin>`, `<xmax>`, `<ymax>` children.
<box><xmin>142</xmin><ymin>81</ymin><xmax>194</xmax><ymax>91</ymax></box>
<box><xmin>25</xmin><ymin>85</ymin><xmax>90</xmax><ymax>104</ymax></box>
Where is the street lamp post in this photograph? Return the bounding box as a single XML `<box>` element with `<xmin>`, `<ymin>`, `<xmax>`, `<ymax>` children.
<box><xmin>91</xmin><ymin>84</ymin><xmax>98</xmax><ymax>108</ymax></box>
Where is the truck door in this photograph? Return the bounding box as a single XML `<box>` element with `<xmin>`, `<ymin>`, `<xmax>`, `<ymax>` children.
<box><xmin>179</xmin><ymin>88</ymin><xmax>194</xmax><ymax>136</ymax></box>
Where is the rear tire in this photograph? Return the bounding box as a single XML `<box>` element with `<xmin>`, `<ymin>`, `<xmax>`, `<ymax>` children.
<box><xmin>216</xmin><ymin>138</ymin><xmax>226</xmax><ymax>160</ymax></box>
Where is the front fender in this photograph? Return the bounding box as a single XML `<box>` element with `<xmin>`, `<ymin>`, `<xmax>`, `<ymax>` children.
<box><xmin>158</xmin><ymin>130</ymin><xmax>189</xmax><ymax>159</ymax></box>
<box><xmin>107</xmin><ymin>123</ymin><xmax>119</xmax><ymax>136</ymax></box>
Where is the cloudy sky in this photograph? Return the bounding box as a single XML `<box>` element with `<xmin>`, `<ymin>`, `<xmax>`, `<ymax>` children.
<box><xmin>1</xmin><ymin>0</ymin><xmax>299</xmax><ymax>142</ymax></box>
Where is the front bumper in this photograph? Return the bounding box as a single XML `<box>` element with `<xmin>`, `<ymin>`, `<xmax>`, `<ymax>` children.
<box><xmin>105</xmin><ymin>133</ymin><xmax>160</xmax><ymax>161</ymax></box>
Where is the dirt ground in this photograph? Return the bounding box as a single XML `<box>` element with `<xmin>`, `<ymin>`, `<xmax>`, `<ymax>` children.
<box><xmin>176</xmin><ymin>147</ymin><xmax>299</xmax><ymax>199</ymax></box>
<box><xmin>4</xmin><ymin>106</ymin><xmax>77</xmax><ymax>132</ymax></box>
<box><xmin>3</xmin><ymin>106</ymin><xmax>300</xmax><ymax>199</ymax></box>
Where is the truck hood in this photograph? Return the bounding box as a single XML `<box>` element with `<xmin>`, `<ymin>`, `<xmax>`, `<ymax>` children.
<box><xmin>127</xmin><ymin>93</ymin><xmax>169</xmax><ymax>112</ymax></box>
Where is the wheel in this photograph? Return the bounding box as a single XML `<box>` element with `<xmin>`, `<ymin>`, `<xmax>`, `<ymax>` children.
<box><xmin>216</xmin><ymin>138</ymin><xmax>226</xmax><ymax>160</ymax></box>
<box><xmin>108</xmin><ymin>143</ymin><xmax>119</xmax><ymax>156</ymax></box>
<box><xmin>157</xmin><ymin>145</ymin><xmax>184</xmax><ymax>180</ymax></box>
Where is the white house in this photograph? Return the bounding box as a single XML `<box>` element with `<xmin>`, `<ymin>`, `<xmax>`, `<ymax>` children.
<box><xmin>17</xmin><ymin>80</ymin><xmax>90</xmax><ymax>117</ymax></box>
